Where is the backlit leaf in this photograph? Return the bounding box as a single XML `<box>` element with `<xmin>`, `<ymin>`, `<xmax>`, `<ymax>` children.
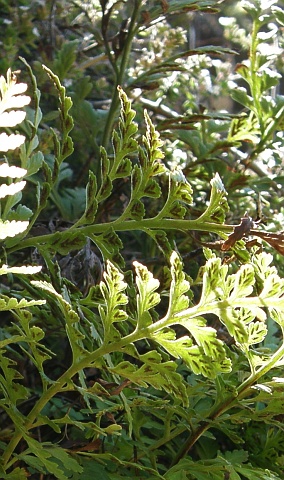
<box><xmin>133</xmin><ymin>261</ymin><xmax>160</xmax><ymax>328</ymax></box>
<box><xmin>0</xmin><ymin>219</ymin><xmax>28</xmax><ymax>239</ymax></box>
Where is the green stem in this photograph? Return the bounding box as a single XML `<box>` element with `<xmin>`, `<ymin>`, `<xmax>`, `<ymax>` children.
<box><xmin>7</xmin><ymin>218</ymin><xmax>236</xmax><ymax>253</ymax></box>
<box><xmin>171</xmin><ymin>339</ymin><xmax>284</xmax><ymax>466</ymax></box>
<box><xmin>6</xmin><ymin>218</ymin><xmax>234</xmax><ymax>254</ymax></box>
<box><xmin>102</xmin><ymin>0</ymin><xmax>142</xmax><ymax>149</ymax></box>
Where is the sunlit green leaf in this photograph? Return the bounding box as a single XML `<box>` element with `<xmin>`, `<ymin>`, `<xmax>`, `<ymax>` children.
<box><xmin>133</xmin><ymin>261</ymin><xmax>160</xmax><ymax>328</ymax></box>
<box><xmin>110</xmin><ymin>350</ymin><xmax>189</xmax><ymax>406</ymax></box>
<box><xmin>99</xmin><ymin>261</ymin><xmax>128</xmax><ymax>342</ymax></box>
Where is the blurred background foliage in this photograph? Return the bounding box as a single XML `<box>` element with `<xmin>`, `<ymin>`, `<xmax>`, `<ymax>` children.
<box><xmin>1</xmin><ymin>7</ymin><xmax>283</xmax><ymax>198</ymax></box>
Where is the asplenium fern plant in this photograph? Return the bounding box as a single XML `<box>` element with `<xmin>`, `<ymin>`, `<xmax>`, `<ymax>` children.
<box><xmin>0</xmin><ymin>64</ymin><xmax>283</xmax><ymax>480</ymax></box>
<box><xmin>1</xmin><ymin>2</ymin><xmax>284</xmax><ymax>477</ymax></box>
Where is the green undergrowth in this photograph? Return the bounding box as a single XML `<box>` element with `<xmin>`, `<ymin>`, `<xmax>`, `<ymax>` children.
<box><xmin>0</xmin><ymin>0</ymin><xmax>284</xmax><ymax>479</ymax></box>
